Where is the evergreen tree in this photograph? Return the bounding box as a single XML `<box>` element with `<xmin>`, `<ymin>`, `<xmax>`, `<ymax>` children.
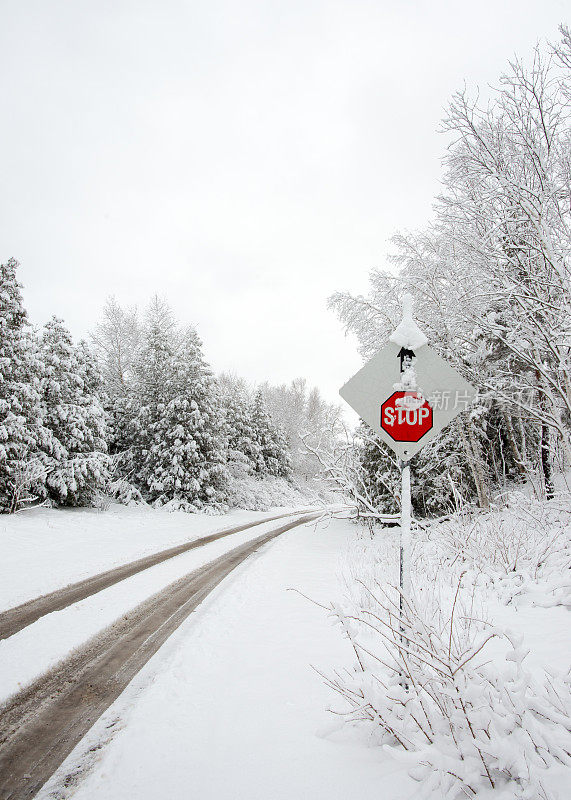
<box><xmin>251</xmin><ymin>390</ymin><xmax>291</xmax><ymax>478</ymax></box>
<box><xmin>221</xmin><ymin>384</ymin><xmax>260</xmax><ymax>478</ymax></box>
<box><xmin>131</xmin><ymin>314</ymin><xmax>228</xmax><ymax>508</ymax></box>
<box><xmin>127</xmin><ymin>300</ymin><xmax>175</xmax><ymax>494</ymax></box>
<box><xmin>40</xmin><ymin>318</ymin><xmax>109</xmax><ymax>505</ymax></box>
<box><xmin>0</xmin><ymin>258</ymin><xmax>55</xmax><ymax>512</ymax></box>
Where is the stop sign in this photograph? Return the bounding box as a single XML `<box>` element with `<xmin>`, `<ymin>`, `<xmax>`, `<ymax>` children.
<box><xmin>381</xmin><ymin>391</ymin><xmax>433</xmax><ymax>443</ymax></box>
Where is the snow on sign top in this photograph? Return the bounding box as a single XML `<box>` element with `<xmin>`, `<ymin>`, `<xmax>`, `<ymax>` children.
<box><xmin>389</xmin><ymin>293</ymin><xmax>429</xmax><ymax>351</ymax></box>
<box><xmin>340</xmin><ymin>297</ymin><xmax>476</xmax><ymax>459</ymax></box>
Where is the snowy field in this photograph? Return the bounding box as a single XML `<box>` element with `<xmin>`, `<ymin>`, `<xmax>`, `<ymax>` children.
<box><xmin>0</xmin><ymin>499</ymin><xmax>568</xmax><ymax>799</ymax></box>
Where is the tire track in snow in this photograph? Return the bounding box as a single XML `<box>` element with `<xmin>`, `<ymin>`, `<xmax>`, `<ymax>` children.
<box><xmin>0</xmin><ymin>513</ymin><xmax>319</xmax><ymax>800</ymax></box>
<box><xmin>0</xmin><ymin>509</ymin><xmax>315</xmax><ymax>641</ymax></box>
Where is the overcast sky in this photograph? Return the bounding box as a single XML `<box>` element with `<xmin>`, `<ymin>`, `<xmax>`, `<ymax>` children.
<box><xmin>1</xmin><ymin>0</ymin><xmax>567</xmax><ymax>405</ymax></box>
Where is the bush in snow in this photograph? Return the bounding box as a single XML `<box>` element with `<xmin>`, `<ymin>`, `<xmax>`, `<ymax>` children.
<box><xmin>321</xmin><ymin>567</ymin><xmax>571</xmax><ymax>799</ymax></box>
<box><xmin>225</xmin><ymin>474</ymin><xmax>311</xmax><ymax>511</ymax></box>
<box><xmin>430</xmin><ymin>492</ymin><xmax>571</xmax><ymax>608</ymax></box>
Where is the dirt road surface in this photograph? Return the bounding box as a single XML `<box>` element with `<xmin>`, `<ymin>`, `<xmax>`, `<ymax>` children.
<box><xmin>0</xmin><ymin>512</ymin><xmax>319</xmax><ymax>800</ymax></box>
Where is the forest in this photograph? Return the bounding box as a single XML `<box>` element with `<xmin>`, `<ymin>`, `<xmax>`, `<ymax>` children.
<box><xmin>0</xmin><ymin>266</ymin><xmax>340</xmax><ymax>514</ymax></box>
<box><xmin>326</xmin><ymin>28</ymin><xmax>571</xmax><ymax>517</ymax></box>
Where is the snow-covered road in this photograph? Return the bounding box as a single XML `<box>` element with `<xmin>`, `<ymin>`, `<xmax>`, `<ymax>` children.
<box><xmin>0</xmin><ymin>504</ymin><xmax>314</xmax><ymax>610</ymax></box>
<box><xmin>3</xmin><ymin>506</ymin><xmax>567</xmax><ymax>800</ymax></box>
<box><xmin>35</xmin><ymin>515</ymin><xmax>415</xmax><ymax>800</ymax></box>
<box><xmin>0</xmin><ymin>510</ymin><xmax>318</xmax><ymax>706</ymax></box>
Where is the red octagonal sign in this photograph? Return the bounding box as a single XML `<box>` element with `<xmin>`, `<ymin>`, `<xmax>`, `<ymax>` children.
<box><xmin>381</xmin><ymin>391</ymin><xmax>433</xmax><ymax>442</ymax></box>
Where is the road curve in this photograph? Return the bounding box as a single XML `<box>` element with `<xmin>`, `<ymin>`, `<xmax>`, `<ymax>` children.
<box><xmin>0</xmin><ymin>512</ymin><xmax>319</xmax><ymax>800</ymax></box>
<box><xmin>0</xmin><ymin>508</ymin><xmax>314</xmax><ymax>641</ymax></box>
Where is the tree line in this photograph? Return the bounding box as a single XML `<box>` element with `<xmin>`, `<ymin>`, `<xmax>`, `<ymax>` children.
<box><xmin>328</xmin><ymin>27</ymin><xmax>571</xmax><ymax>516</ymax></box>
<box><xmin>0</xmin><ymin>261</ymin><xmax>338</xmax><ymax>513</ymax></box>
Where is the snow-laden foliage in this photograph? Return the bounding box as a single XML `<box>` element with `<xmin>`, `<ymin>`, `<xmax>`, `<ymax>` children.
<box><xmin>220</xmin><ymin>381</ymin><xmax>291</xmax><ymax>480</ymax></box>
<box><xmin>322</xmin><ymin>495</ymin><xmax>571</xmax><ymax>798</ymax></box>
<box><xmin>90</xmin><ymin>296</ymin><xmax>141</xmax><ymax>397</ymax></box>
<box><xmin>324</xmin><ymin>584</ymin><xmax>571</xmax><ymax>798</ymax></box>
<box><xmin>250</xmin><ymin>389</ymin><xmax>291</xmax><ymax>478</ymax></box>
<box><xmin>329</xmin><ymin>30</ymin><xmax>571</xmax><ymax>508</ymax></box>
<box><xmin>225</xmin><ymin>474</ymin><xmax>310</xmax><ymax>511</ymax></box>
<box><xmin>40</xmin><ymin>318</ymin><xmax>109</xmax><ymax>506</ymax></box>
<box><xmin>430</xmin><ymin>493</ymin><xmax>571</xmax><ymax>609</ymax></box>
<box><xmin>260</xmin><ymin>378</ymin><xmax>343</xmax><ymax>483</ymax></box>
<box><xmin>129</xmin><ymin>306</ymin><xmax>229</xmax><ymax>510</ymax></box>
<box><xmin>0</xmin><ymin>260</ymin><xmax>111</xmax><ymax>512</ymax></box>
<box><xmin>89</xmin><ymin>300</ymin><xmax>299</xmax><ymax>511</ymax></box>
<box><xmin>221</xmin><ymin>381</ymin><xmax>260</xmax><ymax>479</ymax></box>
<box><xmin>0</xmin><ymin>259</ymin><xmax>59</xmax><ymax>512</ymax></box>
<box><xmin>357</xmin><ymin>419</ymin><xmax>481</xmax><ymax>518</ymax></box>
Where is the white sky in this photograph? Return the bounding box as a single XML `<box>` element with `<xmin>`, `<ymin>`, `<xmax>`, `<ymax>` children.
<box><xmin>1</xmin><ymin>0</ymin><xmax>567</xmax><ymax>405</ymax></box>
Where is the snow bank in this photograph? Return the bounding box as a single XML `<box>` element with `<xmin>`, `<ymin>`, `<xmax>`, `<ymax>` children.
<box><xmin>226</xmin><ymin>475</ymin><xmax>319</xmax><ymax>511</ymax></box>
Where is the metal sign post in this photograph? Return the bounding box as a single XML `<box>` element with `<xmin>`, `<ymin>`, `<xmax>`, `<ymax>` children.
<box><xmin>339</xmin><ymin>294</ymin><xmax>477</xmax><ymax>635</ymax></box>
<box><xmin>400</xmin><ymin>455</ymin><xmax>411</xmax><ymax>612</ymax></box>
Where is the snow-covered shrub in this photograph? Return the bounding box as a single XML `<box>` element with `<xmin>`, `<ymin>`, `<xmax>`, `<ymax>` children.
<box><xmin>432</xmin><ymin>493</ymin><xmax>571</xmax><ymax>607</ymax></box>
<box><xmin>225</xmin><ymin>475</ymin><xmax>311</xmax><ymax>511</ymax></box>
<box><xmin>105</xmin><ymin>476</ymin><xmax>145</xmax><ymax>506</ymax></box>
<box><xmin>2</xmin><ymin>458</ymin><xmax>48</xmax><ymax>513</ymax></box>
<box><xmin>322</xmin><ymin>568</ymin><xmax>571</xmax><ymax>799</ymax></box>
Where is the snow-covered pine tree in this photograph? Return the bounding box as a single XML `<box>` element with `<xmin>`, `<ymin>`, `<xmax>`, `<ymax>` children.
<box><xmin>0</xmin><ymin>258</ymin><xmax>56</xmax><ymax>512</ymax></box>
<box><xmin>127</xmin><ymin>298</ymin><xmax>176</xmax><ymax>495</ymax></box>
<box><xmin>40</xmin><ymin>318</ymin><xmax>109</xmax><ymax>506</ymax></box>
<box><xmin>131</xmin><ymin>303</ymin><xmax>228</xmax><ymax>509</ymax></box>
<box><xmin>251</xmin><ymin>389</ymin><xmax>291</xmax><ymax>478</ymax></box>
<box><xmin>221</xmin><ymin>382</ymin><xmax>260</xmax><ymax>478</ymax></box>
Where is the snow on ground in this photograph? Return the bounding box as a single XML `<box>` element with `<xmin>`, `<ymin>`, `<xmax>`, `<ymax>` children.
<box><xmin>0</xmin><ymin>503</ymin><xmax>311</xmax><ymax>610</ymax></box>
<box><xmin>0</xmin><ymin>513</ymin><xmax>318</xmax><ymax>706</ymax></box>
<box><xmin>37</xmin><ymin>516</ymin><xmax>417</xmax><ymax>800</ymax></box>
<box><xmin>8</xmin><ymin>502</ymin><xmax>569</xmax><ymax>800</ymax></box>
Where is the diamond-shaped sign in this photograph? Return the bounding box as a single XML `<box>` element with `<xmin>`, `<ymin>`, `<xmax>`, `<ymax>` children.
<box><xmin>340</xmin><ymin>341</ymin><xmax>477</xmax><ymax>459</ymax></box>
